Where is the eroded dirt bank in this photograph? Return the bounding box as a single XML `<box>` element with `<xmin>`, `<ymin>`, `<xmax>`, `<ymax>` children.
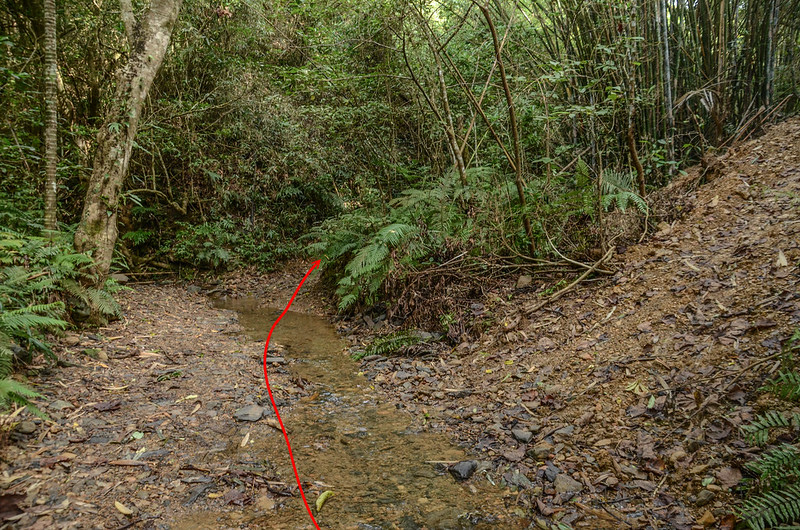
<box><xmin>353</xmin><ymin>117</ymin><xmax>800</xmax><ymax>528</ymax></box>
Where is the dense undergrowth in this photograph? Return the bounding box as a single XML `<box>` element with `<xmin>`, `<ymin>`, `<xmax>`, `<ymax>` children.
<box><xmin>306</xmin><ymin>162</ymin><xmax>646</xmax><ymax>316</ymax></box>
<box><xmin>0</xmin><ymin>197</ymin><xmax>121</xmax><ymax>420</ymax></box>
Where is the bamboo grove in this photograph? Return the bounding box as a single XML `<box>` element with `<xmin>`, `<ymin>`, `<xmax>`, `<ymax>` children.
<box><xmin>0</xmin><ymin>0</ymin><xmax>798</xmax><ymax>280</ymax></box>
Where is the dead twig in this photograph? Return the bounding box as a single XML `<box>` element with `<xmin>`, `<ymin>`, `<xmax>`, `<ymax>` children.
<box><xmin>525</xmin><ymin>247</ymin><xmax>615</xmax><ymax>315</ymax></box>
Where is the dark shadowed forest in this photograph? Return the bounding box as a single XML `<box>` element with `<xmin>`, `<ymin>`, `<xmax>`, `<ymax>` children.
<box><xmin>1</xmin><ymin>0</ymin><xmax>800</xmax><ymax>528</ymax></box>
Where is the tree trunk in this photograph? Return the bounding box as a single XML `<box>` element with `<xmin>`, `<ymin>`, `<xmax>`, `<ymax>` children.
<box><xmin>74</xmin><ymin>0</ymin><xmax>182</xmax><ymax>282</ymax></box>
<box><xmin>43</xmin><ymin>0</ymin><xmax>58</xmax><ymax>232</ymax></box>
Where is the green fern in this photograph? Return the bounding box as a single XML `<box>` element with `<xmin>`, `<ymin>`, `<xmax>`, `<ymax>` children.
<box><xmin>0</xmin><ymin>378</ymin><xmax>46</xmax><ymax>419</ymax></box>
<box><xmin>763</xmin><ymin>371</ymin><xmax>800</xmax><ymax>402</ymax></box>
<box><xmin>740</xmin><ymin>483</ymin><xmax>800</xmax><ymax>530</ymax></box>
<box><xmin>747</xmin><ymin>445</ymin><xmax>800</xmax><ymax>489</ymax></box>
<box><xmin>352</xmin><ymin>330</ymin><xmax>424</xmax><ymax>360</ymax></box>
<box><xmin>743</xmin><ymin>411</ymin><xmax>800</xmax><ymax>446</ymax></box>
<box><xmin>601</xmin><ymin>169</ymin><xmax>648</xmax><ymax>214</ymax></box>
<box><xmin>740</xmin><ymin>331</ymin><xmax>800</xmax><ymax>529</ymax></box>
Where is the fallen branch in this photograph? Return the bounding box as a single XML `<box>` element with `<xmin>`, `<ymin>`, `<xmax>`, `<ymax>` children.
<box><xmin>525</xmin><ymin>247</ymin><xmax>615</xmax><ymax>315</ymax></box>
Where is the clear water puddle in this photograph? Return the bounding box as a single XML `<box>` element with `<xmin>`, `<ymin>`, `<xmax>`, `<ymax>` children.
<box><xmin>176</xmin><ymin>298</ymin><xmax>521</xmax><ymax>529</ymax></box>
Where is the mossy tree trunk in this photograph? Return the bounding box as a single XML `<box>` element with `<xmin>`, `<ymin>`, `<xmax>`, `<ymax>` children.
<box><xmin>74</xmin><ymin>0</ymin><xmax>182</xmax><ymax>283</ymax></box>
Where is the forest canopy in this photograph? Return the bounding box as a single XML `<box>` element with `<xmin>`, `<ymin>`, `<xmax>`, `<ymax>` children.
<box><xmin>1</xmin><ymin>0</ymin><xmax>798</xmax><ymax>309</ymax></box>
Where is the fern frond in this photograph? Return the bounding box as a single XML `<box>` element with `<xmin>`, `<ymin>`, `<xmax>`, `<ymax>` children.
<box><xmin>739</xmin><ymin>483</ymin><xmax>800</xmax><ymax>530</ymax></box>
<box><xmin>352</xmin><ymin>330</ymin><xmax>424</xmax><ymax>360</ymax></box>
<box><xmin>747</xmin><ymin>445</ymin><xmax>800</xmax><ymax>488</ymax></box>
<box><xmin>764</xmin><ymin>371</ymin><xmax>800</xmax><ymax>402</ymax></box>
<box><xmin>0</xmin><ymin>311</ymin><xmax>67</xmax><ymax>332</ymax></box>
<box><xmin>743</xmin><ymin>411</ymin><xmax>800</xmax><ymax>446</ymax></box>
<box><xmin>0</xmin><ymin>377</ymin><xmax>47</xmax><ymax>419</ymax></box>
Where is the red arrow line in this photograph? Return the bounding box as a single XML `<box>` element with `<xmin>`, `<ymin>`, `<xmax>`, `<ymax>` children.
<box><xmin>262</xmin><ymin>259</ymin><xmax>322</xmax><ymax>529</ymax></box>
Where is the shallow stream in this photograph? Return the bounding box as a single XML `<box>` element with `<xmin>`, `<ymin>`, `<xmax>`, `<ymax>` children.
<box><xmin>176</xmin><ymin>297</ymin><xmax>521</xmax><ymax>529</ymax></box>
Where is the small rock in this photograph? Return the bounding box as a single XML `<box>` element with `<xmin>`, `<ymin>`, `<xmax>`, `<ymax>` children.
<box><xmin>110</xmin><ymin>273</ymin><xmax>130</xmax><ymax>283</ymax></box>
<box><xmin>536</xmin><ymin>337</ymin><xmax>556</xmax><ymax>351</ymax></box>
<box><xmin>96</xmin><ymin>350</ymin><xmax>108</xmax><ymax>361</ymax></box>
<box><xmin>554</xmin><ymin>425</ymin><xmax>575</xmax><ymax>437</ymax></box>
<box><xmin>544</xmin><ymin>462</ymin><xmax>560</xmax><ymax>482</ymax></box>
<box><xmin>16</xmin><ymin>421</ymin><xmax>36</xmax><ymax>434</ymax></box>
<box><xmin>187</xmin><ymin>285</ymin><xmax>202</xmax><ymax>294</ymax></box>
<box><xmin>695</xmin><ymin>489</ymin><xmax>715</xmax><ymax>507</ymax></box>
<box><xmin>553</xmin><ymin>474</ymin><xmax>582</xmax><ymax>493</ymax></box>
<box><xmin>263</xmin><ymin>357</ymin><xmax>286</xmax><ymax>364</ymax></box>
<box><xmin>505</xmin><ymin>469</ymin><xmax>534</xmax><ymax>489</ymax></box>
<box><xmin>255</xmin><ymin>495</ymin><xmax>275</xmax><ymax>511</ymax></box>
<box><xmin>234</xmin><ymin>405</ymin><xmax>264</xmax><ymax>422</ymax></box>
<box><xmin>669</xmin><ymin>449</ymin><xmax>687</xmax><ymax>464</ymax></box>
<box><xmin>449</xmin><ymin>461</ymin><xmax>478</xmax><ymax>481</ymax></box>
<box><xmin>395</xmin><ymin>371</ymin><xmax>415</xmax><ymax>380</ymax></box>
<box><xmin>64</xmin><ymin>333</ymin><xmax>81</xmax><ymax>346</ymax></box>
<box><xmin>511</xmin><ymin>429</ymin><xmax>534</xmax><ymax>443</ymax></box>
<box><xmin>528</xmin><ymin>441</ymin><xmax>553</xmax><ymax>460</ymax></box>
<box><xmin>516</xmin><ymin>275</ymin><xmax>533</xmax><ymax>289</ymax></box>
<box><xmin>50</xmin><ymin>400</ymin><xmax>74</xmax><ymax>411</ymax></box>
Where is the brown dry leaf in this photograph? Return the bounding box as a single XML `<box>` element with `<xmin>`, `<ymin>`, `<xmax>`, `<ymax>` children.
<box><xmin>93</xmin><ymin>400</ymin><xmax>121</xmax><ymax>412</ymax></box>
<box><xmin>264</xmin><ymin>418</ymin><xmax>284</xmax><ymax>432</ymax></box>
<box><xmin>716</xmin><ymin>467</ymin><xmax>742</xmax><ymax>488</ymax></box>
<box><xmin>0</xmin><ymin>493</ymin><xmax>24</xmax><ymax>521</ymax></box>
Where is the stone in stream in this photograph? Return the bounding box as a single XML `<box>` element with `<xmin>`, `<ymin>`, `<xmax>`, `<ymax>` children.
<box><xmin>449</xmin><ymin>460</ymin><xmax>478</xmax><ymax>481</ymax></box>
<box><xmin>234</xmin><ymin>405</ymin><xmax>264</xmax><ymax>422</ymax></box>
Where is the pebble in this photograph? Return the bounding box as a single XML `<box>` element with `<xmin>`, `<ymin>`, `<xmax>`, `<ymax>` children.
<box><xmin>449</xmin><ymin>460</ymin><xmax>477</xmax><ymax>481</ymax></box>
<box><xmin>695</xmin><ymin>489</ymin><xmax>715</xmax><ymax>507</ymax></box>
<box><xmin>553</xmin><ymin>474</ymin><xmax>582</xmax><ymax>493</ymax></box>
<box><xmin>50</xmin><ymin>400</ymin><xmax>74</xmax><ymax>411</ymax></box>
<box><xmin>511</xmin><ymin>429</ymin><xmax>534</xmax><ymax>443</ymax></box>
<box><xmin>516</xmin><ymin>275</ymin><xmax>533</xmax><ymax>288</ymax></box>
<box><xmin>395</xmin><ymin>371</ymin><xmax>415</xmax><ymax>380</ymax></box>
<box><xmin>233</xmin><ymin>405</ymin><xmax>264</xmax><ymax>422</ymax></box>
<box><xmin>528</xmin><ymin>441</ymin><xmax>553</xmax><ymax>459</ymax></box>
<box><xmin>697</xmin><ymin>510</ymin><xmax>715</xmax><ymax>526</ymax></box>
<box><xmin>16</xmin><ymin>421</ymin><xmax>36</xmax><ymax>434</ymax></box>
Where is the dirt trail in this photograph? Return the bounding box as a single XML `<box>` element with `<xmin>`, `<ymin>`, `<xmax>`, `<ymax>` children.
<box><xmin>356</xmin><ymin>117</ymin><xmax>800</xmax><ymax>528</ymax></box>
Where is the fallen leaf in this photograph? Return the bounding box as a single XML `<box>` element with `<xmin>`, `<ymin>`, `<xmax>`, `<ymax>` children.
<box><xmin>93</xmin><ymin>400</ymin><xmax>122</xmax><ymax>412</ymax></box>
<box><xmin>175</xmin><ymin>394</ymin><xmax>198</xmax><ymax>403</ymax></box>
<box><xmin>316</xmin><ymin>490</ymin><xmax>333</xmax><ymax>512</ymax></box>
<box><xmin>114</xmin><ymin>501</ymin><xmax>133</xmax><ymax>515</ymax></box>
<box><xmin>716</xmin><ymin>467</ymin><xmax>742</xmax><ymax>489</ymax></box>
<box><xmin>240</xmin><ymin>432</ymin><xmax>250</xmax><ymax>447</ymax></box>
<box><xmin>264</xmin><ymin>418</ymin><xmax>284</xmax><ymax>432</ymax></box>
<box><xmin>776</xmin><ymin>250</ymin><xmax>788</xmax><ymax>267</ymax></box>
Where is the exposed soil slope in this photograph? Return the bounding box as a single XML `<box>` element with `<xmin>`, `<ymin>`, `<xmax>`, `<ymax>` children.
<box><xmin>355</xmin><ymin>117</ymin><xmax>800</xmax><ymax>528</ymax></box>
